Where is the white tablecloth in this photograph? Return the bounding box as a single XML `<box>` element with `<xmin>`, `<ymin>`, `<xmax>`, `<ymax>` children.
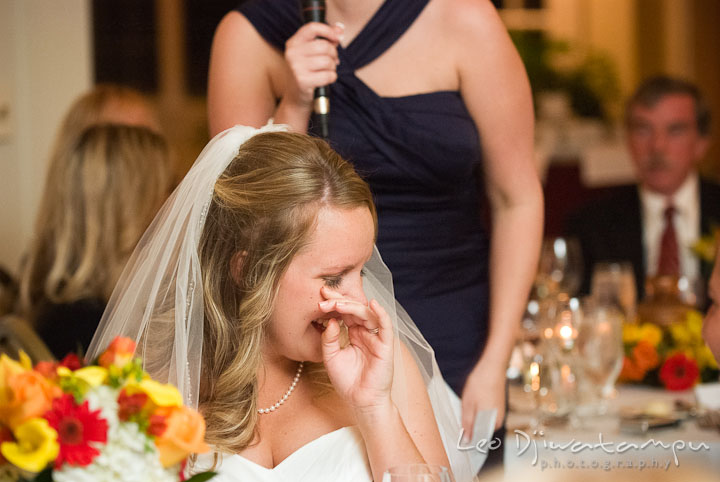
<box><xmin>502</xmin><ymin>384</ymin><xmax>720</xmax><ymax>478</ymax></box>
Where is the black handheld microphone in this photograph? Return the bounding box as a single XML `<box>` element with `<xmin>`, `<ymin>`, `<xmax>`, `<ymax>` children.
<box><xmin>301</xmin><ymin>0</ymin><xmax>330</xmax><ymax>139</ymax></box>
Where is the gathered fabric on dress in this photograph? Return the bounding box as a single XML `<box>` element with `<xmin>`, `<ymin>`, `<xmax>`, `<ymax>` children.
<box><xmin>238</xmin><ymin>0</ymin><xmax>489</xmax><ymax>395</ymax></box>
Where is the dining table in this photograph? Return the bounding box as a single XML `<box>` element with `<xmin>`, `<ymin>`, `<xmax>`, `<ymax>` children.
<box><xmin>502</xmin><ymin>382</ymin><xmax>720</xmax><ymax>478</ymax></box>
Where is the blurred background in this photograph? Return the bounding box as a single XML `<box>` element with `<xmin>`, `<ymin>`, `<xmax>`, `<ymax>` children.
<box><xmin>1</xmin><ymin>0</ymin><xmax>719</xmax><ymax>273</ymax></box>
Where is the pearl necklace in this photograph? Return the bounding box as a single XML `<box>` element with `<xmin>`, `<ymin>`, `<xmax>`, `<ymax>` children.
<box><xmin>257</xmin><ymin>361</ymin><xmax>304</xmax><ymax>414</ymax></box>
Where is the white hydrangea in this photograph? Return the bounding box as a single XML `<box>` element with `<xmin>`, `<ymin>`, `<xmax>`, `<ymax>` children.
<box><xmin>87</xmin><ymin>385</ymin><xmax>119</xmax><ymax>421</ymax></box>
<box><xmin>53</xmin><ymin>386</ymin><xmax>180</xmax><ymax>482</ymax></box>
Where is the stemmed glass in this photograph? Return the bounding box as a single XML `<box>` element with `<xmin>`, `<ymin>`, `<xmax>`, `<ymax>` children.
<box><xmin>515</xmin><ymin>300</ymin><xmax>542</xmax><ymax>390</ymax></box>
<box><xmin>523</xmin><ymin>237</ymin><xmax>583</xmax><ymax>428</ymax></box>
<box><xmin>535</xmin><ymin>237</ymin><xmax>583</xmax><ymax>298</ymax></box>
<box><xmin>383</xmin><ymin>464</ymin><xmax>454</xmax><ymax>482</ymax></box>
<box><xmin>575</xmin><ymin>297</ymin><xmax>624</xmax><ymax>419</ymax></box>
<box><xmin>530</xmin><ymin>295</ymin><xmax>583</xmax><ymax>427</ymax></box>
<box><xmin>590</xmin><ymin>261</ymin><xmax>637</xmax><ymax>321</ymax></box>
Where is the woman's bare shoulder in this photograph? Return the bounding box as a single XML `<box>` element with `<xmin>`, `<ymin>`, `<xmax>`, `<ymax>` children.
<box><xmin>434</xmin><ymin>0</ymin><xmax>507</xmax><ymax>44</ymax></box>
<box><xmin>208</xmin><ymin>10</ymin><xmax>286</xmax><ymax>133</ymax></box>
<box><xmin>213</xmin><ymin>10</ymin><xmax>280</xmax><ymax>59</ymax></box>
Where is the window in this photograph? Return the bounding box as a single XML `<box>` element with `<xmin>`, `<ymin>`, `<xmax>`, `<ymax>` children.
<box><xmin>92</xmin><ymin>0</ymin><xmax>158</xmax><ymax>92</ymax></box>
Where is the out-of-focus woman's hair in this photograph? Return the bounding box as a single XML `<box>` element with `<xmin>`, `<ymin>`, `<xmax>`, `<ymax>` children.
<box><xmin>55</xmin><ymin>84</ymin><xmax>161</xmax><ymax>141</ymax></box>
<box><xmin>18</xmin><ymin>124</ymin><xmax>171</xmax><ymax>318</ymax></box>
<box><xmin>196</xmin><ymin>131</ymin><xmax>376</xmax><ymax>453</ymax></box>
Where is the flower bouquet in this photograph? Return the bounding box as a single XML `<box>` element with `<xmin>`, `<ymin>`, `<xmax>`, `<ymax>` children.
<box><xmin>619</xmin><ymin>309</ymin><xmax>719</xmax><ymax>390</ymax></box>
<box><xmin>0</xmin><ymin>337</ymin><xmax>215</xmax><ymax>482</ymax></box>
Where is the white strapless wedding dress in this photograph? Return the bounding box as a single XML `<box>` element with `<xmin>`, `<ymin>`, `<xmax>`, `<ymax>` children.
<box><xmin>194</xmin><ymin>426</ymin><xmax>372</xmax><ymax>482</ymax></box>
<box><xmin>193</xmin><ymin>380</ymin><xmax>494</xmax><ymax>482</ymax></box>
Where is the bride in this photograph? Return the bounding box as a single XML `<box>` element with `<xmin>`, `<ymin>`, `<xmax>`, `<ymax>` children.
<box><xmin>88</xmin><ymin>125</ymin><xmax>487</xmax><ymax>481</ymax></box>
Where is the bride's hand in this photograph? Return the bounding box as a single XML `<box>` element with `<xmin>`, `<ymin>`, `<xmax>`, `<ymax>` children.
<box><xmin>319</xmin><ymin>286</ymin><xmax>394</xmax><ymax>412</ymax></box>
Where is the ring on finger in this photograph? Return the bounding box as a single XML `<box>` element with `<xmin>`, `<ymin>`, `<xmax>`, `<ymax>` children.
<box><xmin>367</xmin><ymin>327</ymin><xmax>379</xmax><ymax>335</ymax></box>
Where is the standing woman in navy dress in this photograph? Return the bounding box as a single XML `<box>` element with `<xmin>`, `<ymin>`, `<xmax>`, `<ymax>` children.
<box><xmin>207</xmin><ymin>0</ymin><xmax>543</xmax><ymax>464</ymax></box>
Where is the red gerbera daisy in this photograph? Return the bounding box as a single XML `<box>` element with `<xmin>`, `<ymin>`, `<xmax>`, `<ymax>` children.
<box><xmin>659</xmin><ymin>353</ymin><xmax>700</xmax><ymax>391</ymax></box>
<box><xmin>44</xmin><ymin>394</ymin><xmax>109</xmax><ymax>468</ymax></box>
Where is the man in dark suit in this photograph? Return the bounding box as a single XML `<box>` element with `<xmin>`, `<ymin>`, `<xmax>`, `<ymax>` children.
<box><xmin>567</xmin><ymin>76</ymin><xmax>720</xmax><ymax>302</ymax></box>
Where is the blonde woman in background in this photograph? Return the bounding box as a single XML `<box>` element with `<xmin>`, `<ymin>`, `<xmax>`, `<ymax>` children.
<box><xmin>18</xmin><ymin>124</ymin><xmax>171</xmax><ymax>358</ymax></box>
<box><xmin>54</xmin><ymin>83</ymin><xmax>161</xmax><ymax>139</ymax></box>
<box><xmin>3</xmin><ymin>84</ymin><xmax>161</xmax><ymax>318</ymax></box>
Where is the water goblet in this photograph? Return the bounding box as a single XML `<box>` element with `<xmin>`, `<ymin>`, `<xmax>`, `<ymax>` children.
<box><xmin>535</xmin><ymin>237</ymin><xmax>583</xmax><ymax>298</ymax></box>
<box><xmin>529</xmin><ymin>295</ymin><xmax>583</xmax><ymax>428</ymax></box>
<box><xmin>575</xmin><ymin>297</ymin><xmax>624</xmax><ymax>418</ymax></box>
<box><xmin>591</xmin><ymin>261</ymin><xmax>637</xmax><ymax>321</ymax></box>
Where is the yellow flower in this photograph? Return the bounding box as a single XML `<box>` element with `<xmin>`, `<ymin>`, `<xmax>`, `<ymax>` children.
<box><xmin>1</xmin><ymin>418</ymin><xmax>59</xmax><ymax>473</ymax></box>
<box><xmin>73</xmin><ymin>367</ymin><xmax>108</xmax><ymax>387</ymax></box>
<box><xmin>696</xmin><ymin>344</ymin><xmax>719</xmax><ymax>370</ymax></box>
<box><xmin>126</xmin><ymin>379</ymin><xmax>183</xmax><ymax>407</ymax></box>
<box><xmin>692</xmin><ymin>231</ymin><xmax>718</xmax><ymax>263</ymax></box>
<box><xmin>623</xmin><ymin>323</ymin><xmax>643</xmax><ymax>344</ymax></box>
<box><xmin>17</xmin><ymin>352</ymin><xmax>32</xmax><ymax>372</ymax></box>
<box><xmin>57</xmin><ymin>366</ymin><xmax>108</xmax><ymax>388</ymax></box>
<box><xmin>669</xmin><ymin>322</ymin><xmax>694</xmax><ymax>347</ymax></box>
<box><xmin>638</xmin><ymin>323</ymin><xmax>663</xmax><ymax>347</ymax></box>
<box><xmin>685</xmin><ymin>310</ymin><xmax>704</xmax><ymax>344</ymax></box>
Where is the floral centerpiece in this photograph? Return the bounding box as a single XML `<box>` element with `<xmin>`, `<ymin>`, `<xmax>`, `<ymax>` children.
<box><xmin>619</xmin><ymin>309</ymin><xmax>719</xmax><ymax>390</ymax></box>
<box><xmin>692</xmin><ymin>225</ymin><xmax>719</xmax><ymax>266</ymax></box>
<box><xmin>0</xmin><ymin>337</ymin><xmax>215</xmax><ymax>482</ymax></box>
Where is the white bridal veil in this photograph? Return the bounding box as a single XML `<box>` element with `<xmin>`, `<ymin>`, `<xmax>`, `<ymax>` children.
<box><xmin>87</xmin><ymin>124</ymin><xmax>492</xmax><ymax>481</ymax></box>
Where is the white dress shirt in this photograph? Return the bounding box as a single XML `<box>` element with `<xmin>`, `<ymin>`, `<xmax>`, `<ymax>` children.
<box><xmin>640</xmin><ymin>173</ymin><xmax>700</xmax><ymax>281</ymax></box>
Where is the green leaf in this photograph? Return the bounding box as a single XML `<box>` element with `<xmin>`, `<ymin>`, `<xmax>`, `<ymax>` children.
<box><xmin>185</xmin><ymin>472</ymin><xmax>218</xmax><ymax>482</ymax></box>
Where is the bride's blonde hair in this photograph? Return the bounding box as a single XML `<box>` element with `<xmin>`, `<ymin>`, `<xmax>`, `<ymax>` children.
<box><xmin>198</xmin><ymin>132</ymin><xmax>376</xmax><ymax>453</ymax></box>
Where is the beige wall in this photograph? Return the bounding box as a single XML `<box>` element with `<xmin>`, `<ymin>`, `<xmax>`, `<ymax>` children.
<box><xmin>0</xmin><ymin>0</ymin><xmax>92</xmax><ymax>273</ymax></box>
<box><xmin>537</xmin><ymin>0</ymin><xmax>719</xmax><ymax>177</ymax></box>
<box><xmin>635</xmin><ymin>0</ymin><xmax>720</xmax><ymax>177</ymax></box>
<box><xmin>545</xmin><ymin>0</ymin><xmax>638</xmax><ymax>101</ymax></box>
<box><xmin>528</xmin><ymin>0</ymin><xmax>639</xmax><ymax>123</ymax></box>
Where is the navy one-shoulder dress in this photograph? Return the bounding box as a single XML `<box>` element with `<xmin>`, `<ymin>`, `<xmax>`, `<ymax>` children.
<box><xmin>237</xmin><ymin>0</ymin><xmax>490</xmax><ymax>394</ymax></box>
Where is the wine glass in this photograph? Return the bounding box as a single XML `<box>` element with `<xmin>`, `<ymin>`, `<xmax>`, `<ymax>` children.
<box><xmin>535</xmin><ymin>237</ymin><xmax>583</xmax><ymax>298</ymax></box>
<box><xmin>528</xmin><ymin>350</ymin><xmax>580</xmax><ymax>429</ymax></box>
<box><xmin>383</xmin><ymin>464</ymin><xmax>454</xmax><ymax>482</ymax></box>
<box><xmin>529</xmin><ymin>295</ymin><xmax>583</xmax><ymax>427</ymax></box>
<box><xmin>539</xmin><ymin>294</ymin><xmax>582</xmax><ymax>362</ymax></box>
<box><xmin>512</xmin><ymin>299</ymin><xmax>542</xmax><ymax>389</ymax></box>
<box><xmin>590</xmin><ymin>261</ymin><xmax>637</xmax><ymax>321</ymax></box>
<box><xmin>575</xmin><ymin>297</ymin><xmax>624</xmax><ymax>417</ymax></box>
